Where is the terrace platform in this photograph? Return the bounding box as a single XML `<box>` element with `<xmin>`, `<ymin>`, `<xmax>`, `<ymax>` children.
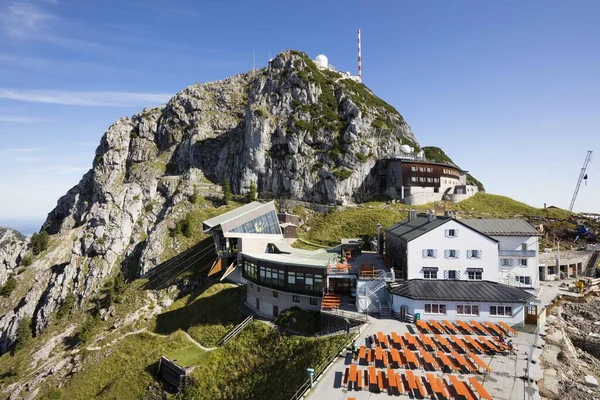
<box><xmin>306</xmin><ymin>316</ymin><xmax>541</xmax><ymax>400</ymax></box>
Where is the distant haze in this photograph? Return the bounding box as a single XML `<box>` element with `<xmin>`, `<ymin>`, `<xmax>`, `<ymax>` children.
<box><xmin>0</xmin><ymin>220</ymin><xmax>41</xmax><ymax>236</ymax></box>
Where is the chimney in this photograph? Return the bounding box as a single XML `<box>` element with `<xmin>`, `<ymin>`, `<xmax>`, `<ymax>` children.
<box><xmin>427</xmin><ymin>210</ymin><xmax>436</xmax><ymax>222</ymax></box>
<box><xmin>408</xmin><ymin>209</ymin><xmax>417</xmax><ymax>222</ymax></box>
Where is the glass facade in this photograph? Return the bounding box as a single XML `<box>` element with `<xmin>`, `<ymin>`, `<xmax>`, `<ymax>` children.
<box><xmin>230</xmin><ymin>210</ymin><xmax>282</xmax><ymax>235</ymax></box>
<box><xmin>242</xmin><ymin>256</ymin><xmax>324</xmax><ymax>295</ymax></box>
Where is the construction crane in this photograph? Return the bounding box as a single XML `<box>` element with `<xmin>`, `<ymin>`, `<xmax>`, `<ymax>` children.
<box><xmin>569</xmin><ymin>150</ymin><xmax>593</xmax><ymax>212</ymax></box>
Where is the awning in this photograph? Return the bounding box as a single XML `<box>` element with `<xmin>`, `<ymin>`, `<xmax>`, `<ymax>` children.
<box><xmin>466</xmin><ymin>268</ymin><xmax>484</xmax><ymax>272</ymax></box>
<box><xmin>422</xmin><ymin>267</ymin><xmax>439</xmax><ymax>271</ymax></box>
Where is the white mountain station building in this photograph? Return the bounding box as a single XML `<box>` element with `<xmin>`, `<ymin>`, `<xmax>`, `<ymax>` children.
<box><xmin>384</xmin><ymin>211</ymin><xmax>537</xmax><ymax>326</ymax></box>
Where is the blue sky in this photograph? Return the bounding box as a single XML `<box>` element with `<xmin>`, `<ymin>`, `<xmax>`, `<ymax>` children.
<box><xmin>0</xmin><ymin>0</ymin><xmax>599</xmax><ymax>228</ymax></box>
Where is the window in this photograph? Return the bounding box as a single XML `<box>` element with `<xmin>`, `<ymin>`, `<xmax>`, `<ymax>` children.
<box><xmin>422</xmin><ymin>249</ymin><xmax>437</xmax><ymax>258</ymax></box>
<box><xmin>434</xmin><ymin>178</ymin><xmax>439</xmax><ymax>183</ymax></box>
<box><xmin>445</xmin><ymin>249</ymin><xmax>459</xmax><ymax>259</ymax></box>
<box><xmin>288</xmin><ymin>272</ymin><xmax>296</xmax><ymax>285</ymax></box>
<box><xmin>424</xmin><ymin>304</ymin><xmax>446</xmax><ymax>314</ymax></box>
<box><xmin>457</xmin><ymin>305</ymin><xmax>479</xmax><ymax>316</ymax></box>
<box><xmin>427</xmin><ymin>178</ymin><xmax>433</xmax><ymax>183</ymax></box>
<box><xmin>411</xmin><ymin>177</ymin><xmax>418</xmax><ymax>182</ymax></box>
<box><xmin>447</xmin><ymin>270</ymin><xmax>457</xmax><ymax>280</ymax></box>
<box><xmin>468</xmin><ymin>250</ymin><xmax>482</xmax><ymax>259</ymax></box>
<box><xmin>419</xmin><ymin>177</ymin><xmax>425</xmax><ymax>182</ymax></box>
<box><xmin>423</xmin><ymin>270</ymin><xmax>437</xmax><ymax>279</ymax></box>
<box><xmin>245</xmin><ymin>260</ymin><xmax>258</xmax><ymax>280</ymax></box>
<box><xmin>518</xmin><ymin>276</ymin><xmax>531</xmax><ymax>285</ymax></box>
<box><xmin>518</xmin><ymin>259</ymin><xmax>528</xmax><ymax>267</ymax></box>
<box><xmin>500</xmin><ymin>258</ymin><xmax>513</xmax><ymax>267</ymax></box>
<box><xmin>230</xmin><ymin>210</ymin><xmax>282</xmax><ymax>235</ymax></box>
<box><xmin>490</xmin><ymin>305</ymin><xmax>513</xmax><ymax>317</ymax></box>
<box><xmin>309</xmin><ymin>298</ymin><xmax>318</xmax><ymax>306</ymax></box>
<box><xmin>419</xmin><ymin>167</ymin><xmax>425</xmax><ymax>172</ymax></box>
<box><xmin>445</xmin><ymin>229</ymin><xmax>458</xmax><ymax>237</ymax></box>
<box><xmin>427</xmin><ymin>167</ymin><xmax>433</xmax><ymax>172</ymax></box>
<box><xmin>411</xmin><ymin>166</ymin><xmax>417</xmax><ymax>172</ymax></box>
<box><xmin>273</xmin><ymin>291</ymin><xmax>278</xmax><ymax>298</ymax></box>
<box><xmin>292</xmin><ymin>295</ymin><xmax>300</xmax><ymax>303</ymax></box>
<box><xmin>521</xmin><ymin>243</ymin><xmax>528</xmax><ymax>251</ymax></box>
<box><xmin>467</xmin><ymin>270</ymin><xmax>482</xmax><ymax>280</ymax></box>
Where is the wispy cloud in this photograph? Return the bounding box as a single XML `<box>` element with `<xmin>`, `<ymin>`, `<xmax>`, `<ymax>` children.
<box><xmin>0</xmin><ymin>114</ymin><xmax>49</xmax><ymax>123</ymax></box>
<box><xmin>0</xmin><ymin>147</ymin><xmax>41</xmax><ymax>156</ymax></box>
<box><xmin>0</xmin><ymin>2</ymin><xmax>53</xmax><ymax>37</ymax></box>
<box><xmin>0</xmin><ymin>89</ymin><xmax>171</xmax><ymax>107</ymax></box>
<box><xmin>0</xmin><ymin>1</ymin><xmax>100</xmax><ymax>49</ymax></box>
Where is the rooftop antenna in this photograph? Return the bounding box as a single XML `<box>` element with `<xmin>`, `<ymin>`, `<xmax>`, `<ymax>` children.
<box><xmin>253</xmin><ymin>50</ymin><xmax>256</xmax><ymax>71</ymax></box>
<box><xmin>357</xmin><ymin>28</ymin><xmax>362</xmax><ymax>82</ymax></box>
<box><xmin>569</xmin><ymin>150</ymin><xmax>593</xmax><ymax>212</ymax></box>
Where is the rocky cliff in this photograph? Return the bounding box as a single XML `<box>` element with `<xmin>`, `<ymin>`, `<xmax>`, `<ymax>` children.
<box><xmin>0</xmin><ymin>50</ymin><xmax>419</xmax><ymax>353</ymax></box>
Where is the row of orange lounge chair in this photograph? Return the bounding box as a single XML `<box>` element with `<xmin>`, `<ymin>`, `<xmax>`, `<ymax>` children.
<box><xmin>373</xmin><ymin>331</ymin><xmax>512</xmax><ymax>356</ymax></box>
<box><xmin>416</xmin><ymin>319</ymin><xmax>517</xmax><ymax>337</ymax></box>
<box><xmin>344</xmin><ymin>365</ymin><xmax>492</xmax><ymax>400</ymax></box>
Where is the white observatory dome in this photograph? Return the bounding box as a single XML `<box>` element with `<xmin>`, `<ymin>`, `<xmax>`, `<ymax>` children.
<box><xmin>315</xmin><ymin>54</ymin><xmax>328</xmax><ymax>68</ymax></box>
<box><xmin>400</xmin><ymin>145</ymin><xmax>413</xmax><ymax>154</ymax></box>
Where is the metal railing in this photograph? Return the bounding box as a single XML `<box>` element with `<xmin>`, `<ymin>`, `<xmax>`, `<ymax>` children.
<box><xmin>289</xmin><ymin>331</ymin><xmax>358</xmax><ymax>400</ymax></box>
<box><xmin>217</xmin><ymin>315</ymin><xmax>253</xmax><ymax>345</ymax></box>
<box><xmin>499</xmin><ymin>250</ymin><xmax>536</xmax><ymax>257</ymax></box>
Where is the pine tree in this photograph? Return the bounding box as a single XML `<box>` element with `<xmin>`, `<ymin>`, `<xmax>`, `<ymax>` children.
<box><xmin>223</xmin><ymin>178</ymin><xmax>232</xmax><ymax>204</ymax></box>
<box><xmin>14</xmin><ymin>316</ymin><xmax>32</xmax><ymax>351</ymax></box>
<box><xmin>248</xmin><ymin>180</ymin><xmax>257</xmax><ymax>202</ymax></box>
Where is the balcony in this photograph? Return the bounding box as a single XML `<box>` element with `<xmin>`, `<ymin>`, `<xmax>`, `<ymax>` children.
<box><xmin>498</xmin><ymin>250</ymin><xmax>536</xmax><ymax>257</ymax></box>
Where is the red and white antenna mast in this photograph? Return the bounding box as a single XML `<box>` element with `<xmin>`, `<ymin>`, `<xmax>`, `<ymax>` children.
<box><xmin>357</xmin><ymin>28</ymin><xmax>362</xmax><ymax>82</ymax></box>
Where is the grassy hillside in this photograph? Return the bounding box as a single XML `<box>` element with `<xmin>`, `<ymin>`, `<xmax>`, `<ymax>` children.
<box><xmin>296</xmin><ymin>193</ymin><xmax>571</xmax><ymax>246</ymax></box>
<box><xmin>22</xmin><ymin>281</ymin><xmax>349</xmax><ymax>400</ymax></box>
<box><xmin>422</xmin><ymin>146</ymin><xmax>485</xmax><ymax>192</ymax></box>
<box><xmin>453</xmin><ymin>192</ymin><xmax>571</xmax><ymax>219</ymax></box>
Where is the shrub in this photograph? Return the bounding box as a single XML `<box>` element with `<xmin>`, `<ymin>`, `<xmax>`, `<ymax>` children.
<box><xmin>355</xmin><ymin>152</ymin><xmax>367</xmax><ymax>163</ymax></box>
<box><xmin>332</xmin><ymin>168</ymin><xmax>353</xmax><ymax>180</ymax></box>
<box><xmin>223</xmin><ymin>179</ymin><xmax>232</xmax><ymax>204</ymax></box>
<box><xmin>96</xmin><ymin>237</ymin><xmax>105</xmax><ymax>245</ymax></box>
<box><xmin>144</xmin><ymin>203</ymin><xmax>153</xmax><ymax>213</ymax></box>
<box><xmin>14</xmin><ymin>316</ymin><xmax>33</xmax><ymax>351</ymax></box>
<box><xmin>94</xmin><ymin>154</ymin><xmax>103</xmax><ymax>166</ymax></box>
<box><xmin>0</xmin><ymin>277</ymin><xmax>17</xmax><ymax>297</ymax></box>
<box><xmin>275</xmin><ymin>307</ymin><xmax>320</xmax><ymax>335</ymax></box>
<box><xmin>248</xmin><ymin>181</ymin><xmax>257</xmax><ymax>202</ymax></box>
<box><xmin>171</xmin><ymin>215</ymin><xmax>192</xmax><ymax>238</ymax></box>
<box><xmin>189</xmin><ymin>188</ymin><xmax>199</xmax><ymax>204</ymax></box>
<box><xmin>21</xmin><ymin>254</ymin><xmax>32</xmax><ymax>267</ymax></box>
<box><xmin>31</xmin><ymin>231</ymin><xmax>49</xmax><ymax>255</ymax></box>
<box><xmin>57</xmin><ymin>294</ymin><xmax>76</xmax><ymax>319</ymax></box>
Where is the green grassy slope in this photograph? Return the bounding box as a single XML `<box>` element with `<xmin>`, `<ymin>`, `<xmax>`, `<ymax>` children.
<box><xmin>453</xmin><ymin>192</ymin><xmax>571</xmax><ymax>219</ymax></box>
<box><xmin>422</xmin><ymin>146</ymin><xmax>485</xmax><ymax>191</ymax></box>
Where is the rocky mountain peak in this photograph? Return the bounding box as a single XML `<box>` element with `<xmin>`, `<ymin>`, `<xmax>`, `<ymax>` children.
<box><xmin>0</xmin><ymin>50</ymin><xmax>419</xmax><ymax>353</ymax></box>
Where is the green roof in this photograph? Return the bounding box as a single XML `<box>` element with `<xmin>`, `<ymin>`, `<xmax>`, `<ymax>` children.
<box><xmin>386</xmin><ymin>214</ymin><xmax>499</xmax><ymax>243</ymax></box>
<box><xmin>460</xmin><ymin>219</ymin><xmax>542</xmax><ymax>237</ymax></box>
<box><xmin>385</xmin><ymin>215</ymin><xmax>453</xmax><ymax>242</ymax></box>
<box><xmin>271</xmin><ymin>240</ymin><xmax>341</xmax><ymax>263</ymax></box>
<box><xmin>243</xmin><ymin>252</ymin><xmax>332</xmax><ymax>268</ymax></box>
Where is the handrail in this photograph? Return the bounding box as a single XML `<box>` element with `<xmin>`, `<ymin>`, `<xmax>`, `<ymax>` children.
<box><xmin>289</xmin><ymin>332</ymin><xmax>357</xmax><ymax>400</ymax></box>
<box><xmin>217</xmin><ymin>315</ymin><xmax>253</xmax><ymax>345</ymax></box>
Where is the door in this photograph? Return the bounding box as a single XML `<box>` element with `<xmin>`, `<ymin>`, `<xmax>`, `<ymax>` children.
<box><xmin>400</xmin><ymin>305</ymin><xmax>407</xmax><ymax>321</ymax></box>
<box><xmin>525</xmin><ymin>305</ymin><xmax>537</xmax><ymax>325</ymax></box>
<box><xmin>273</xmin><ymin>305</ymin><xmax>279</xmax><ymax>317</ymax></box>
<box><xmin>256</xmin><ymin>298</ymin><xmax>260</xmax><ymax>311</ymax></box>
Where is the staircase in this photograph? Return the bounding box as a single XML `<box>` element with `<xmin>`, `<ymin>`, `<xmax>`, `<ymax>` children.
<box><xmin>585</xmin><ymin>251</ymin><xmax>600</xmax><ymax>278</ymax></box>
<box><xmin>321</xmin><ymin>293</ymin><xmax>342</xmax><ymax>310</ymax></box>
<box><xmin>217</xmin><ymin>315</ymin><xmax>253</xmax><ymax>345</ymax></box>
<box><xmin>357</xmin><ymin>271</ymin><xmax>392</xmax><ymax>315</ymax></box>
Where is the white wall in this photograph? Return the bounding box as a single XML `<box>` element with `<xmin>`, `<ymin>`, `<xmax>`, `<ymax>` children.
<box><xmin>246</xmin><ymin>282</ymin><xmax>321</xmax><ymax>318</ymax></box>
<box><xmin>407</xmin><ymin>219</ymin><xmax>499</xmax><ymax>281</ymax></box>
<box><xmin>390</xmin><ymin>294</ymin><xmax>526</xmax><ymax>327</ymax></box>
<box><xmin>495</xmin><ymin>235</ymin><xmax>539</xmax><ymax>289</ymax></box>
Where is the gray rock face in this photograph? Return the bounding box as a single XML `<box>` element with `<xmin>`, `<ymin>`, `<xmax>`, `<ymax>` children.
<box><xmin>0</xmin><ymin>51</ymin><xmax>420</xmax><ymax>353</ymax></box>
